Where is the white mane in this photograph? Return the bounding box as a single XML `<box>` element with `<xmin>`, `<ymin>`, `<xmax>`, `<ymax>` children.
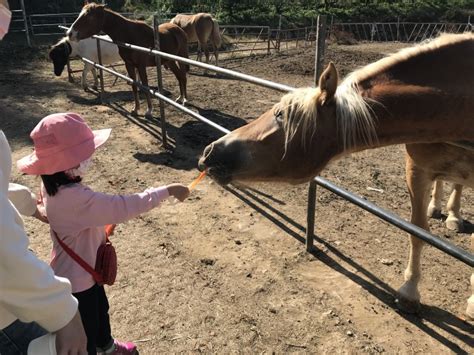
<box><xmin>280</xmin><ymin>81</ymin><xmax>377</xmax><ymax>152</ymax></box>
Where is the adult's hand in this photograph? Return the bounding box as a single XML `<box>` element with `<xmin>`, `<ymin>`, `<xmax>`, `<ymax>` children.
<box><xmin>55</xmin><ymin>310</ymin><xmax>87</xmax><ymax>355</ymax></box>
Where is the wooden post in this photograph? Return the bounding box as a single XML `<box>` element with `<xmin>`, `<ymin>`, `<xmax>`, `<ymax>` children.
<box><xmin>96</xmin><ymin>38</ymin><xmax>105</xmax><ymax>102</ymax></box>
<box><xmin>153</xmin><ymin>15</ymin><xmax>168</xmax><ymax>148</ymax></box>
<box><xmin>396</xmin><ymin>17</ymin><xmax>400</xmax><ymax>42</ymax></box>
<box><xmin>267</xmin><ymin>26</ymin><xmax>271</xmax><ymax>54</ymax></box>
<box><xmin>277</xmin><ymin>14</ymin><xmax>282</xmax><ymax>52</ymax></box>
<box><xmin>307</xmin><ymin>15</ymin><xmax>327</xmax><ymax>252</ymax></box>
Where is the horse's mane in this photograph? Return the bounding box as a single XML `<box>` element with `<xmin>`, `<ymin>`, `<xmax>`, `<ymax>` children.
<box><xmin>83</xmin><ymin>3</ymin><xmax>148</xmax><ymax>26</ymax></box>
<box><xmin>280</xmin><ymin>33</ymin><xmax>473</xmax><ymax>152</ymax></box>
<box><xmin>348</xmin><ymin>32</ymin><xmax>473</xmax><ymax>83</ymax></box>
<box><xmin>280</xmin><ymin>84</ymin><xmax>376</xmax><ymax>153</ymax></box>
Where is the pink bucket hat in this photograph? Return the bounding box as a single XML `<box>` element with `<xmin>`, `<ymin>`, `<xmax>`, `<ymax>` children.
<box><xmin>17</xmin><ymin>112</ymin><xmax>111</xmax><ymax>175</ymax></box>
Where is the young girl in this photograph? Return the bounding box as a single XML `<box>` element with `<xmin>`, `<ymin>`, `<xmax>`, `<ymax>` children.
<box><xmin>17</xmin><ymin>112</ymin><xmax>190</xmax><ymax>355</ymax></box>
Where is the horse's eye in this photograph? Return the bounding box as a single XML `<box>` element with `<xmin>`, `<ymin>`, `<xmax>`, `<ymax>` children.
<box><xmin>274</xmin><ymin>109</ymin><xmax>283</xmax><ymax>124</ymax></box>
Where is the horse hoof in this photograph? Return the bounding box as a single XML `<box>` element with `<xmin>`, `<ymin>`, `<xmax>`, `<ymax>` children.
<box><xmin>395</xmin><ymin>296</ymin><xmax>421</xmax><ymax>314</ymax></box>
<box><xmin>145</xmin><ymin>112</ymin><xmax>153</xmax><ymax>119</ymax></box>
<box><xmin>446</xmin><ymin>217</ymin><xmax>464</xmax><ymax>232</ymax></box>
<box><xmin>175</xmin><ymin>97</ymin><xmax>187</xmax><ymax>106</ymax></box>
<box><xmin>427</xmin><ymin>206</ymin><xmax>442</xmax><ymax>219</ymax></box>
<box><xmin>131</xmin><ymin>110</ymin><xmax>139</xmax><ymax>117</ymax></box>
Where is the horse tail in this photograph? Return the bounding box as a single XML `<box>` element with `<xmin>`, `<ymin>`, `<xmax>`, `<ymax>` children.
<box><xmin>211</xmin><ymin>18</ymin><xmax>221</xmax><ymax>49</ymax></box>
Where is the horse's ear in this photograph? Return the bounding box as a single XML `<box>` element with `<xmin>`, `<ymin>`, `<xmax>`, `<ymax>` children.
<box><xmin>83</xmin><ymin>0</ymin><xmax>89</xmax><ymax>5</ymax></box>
<box><xmin>318</xmin><ymin>62</ymin><xmax>338</xmax><ymax>106</ymax></box>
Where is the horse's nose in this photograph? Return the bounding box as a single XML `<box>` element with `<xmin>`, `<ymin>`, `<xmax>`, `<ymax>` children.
<box><xmin>203</xmin><ymin>143</ymin><xmax>214</xmax><ymax>160</ymax></box>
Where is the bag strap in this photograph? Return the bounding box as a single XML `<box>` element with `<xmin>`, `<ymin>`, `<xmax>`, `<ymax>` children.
<box><xmin>52</xmin><ymin>230</ymin><xmax>104</xmax><ymax>283</ymax></box>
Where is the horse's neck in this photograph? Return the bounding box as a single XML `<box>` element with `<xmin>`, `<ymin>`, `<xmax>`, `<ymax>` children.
<box><xmin>102</xmin><ymin>9</ymin><xmax>149</xmax><ymax>43</ymax></box>
<box><xmin>343</xmin><ymin>43</ymin><xmax>474</xmax><ymax>153</ymax></box>
<box><xmin>102</xmin><ymin>9</ymin><xmax>130</xmax><ymax>42</ymax></box>
<box><xmin>361</xmin><ymin>83</ymin><xmax>474</xmax><ymax>149</ymax></box>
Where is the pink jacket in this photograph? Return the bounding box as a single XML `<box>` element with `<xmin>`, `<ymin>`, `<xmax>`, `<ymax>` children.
<box><xmin>43</xmin><ymin>183</ymin><xmax>169</xmax><ymax>293</ymax></box>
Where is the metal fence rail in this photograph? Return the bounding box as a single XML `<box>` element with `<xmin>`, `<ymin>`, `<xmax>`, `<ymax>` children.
<box><xmin>60</xmin><ymin>25</ymin><xmax>473</xmax><ymax>268</ymax></box>
<box><xmin>220</xmin><ymin>25</ymin><xmax>271</xmax><ymax>56</ymax></box>
<box><xmin>328</xmin><ymin>21</ymin><xmax>472</xmax><ymax>43</ymax></box>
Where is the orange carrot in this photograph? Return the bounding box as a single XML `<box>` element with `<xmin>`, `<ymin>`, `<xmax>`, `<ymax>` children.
<box><xmin>188</xmin><ymin>170</ymin><xmax>207</xmax><ymax>190</ymax></box>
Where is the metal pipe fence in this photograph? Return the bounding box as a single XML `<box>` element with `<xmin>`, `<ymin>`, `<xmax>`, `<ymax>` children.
<box><xmin>61</xmin><ymin>25</ymin><xmax>473</xmax><ymax>268</ymax></box>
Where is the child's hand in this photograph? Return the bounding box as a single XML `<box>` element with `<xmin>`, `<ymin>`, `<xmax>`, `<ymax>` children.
<box><xmin>166</xmin><ymin>183</ymin><xmax>190</xmax><ymax>202</ymax></box>
<box><xmin>33</xmin><ymin>205</ymin><xmax>49</xmax><ymax>224</ymax></box>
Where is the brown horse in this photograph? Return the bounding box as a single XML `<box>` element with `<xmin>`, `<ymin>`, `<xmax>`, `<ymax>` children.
<box><xmin>171</xmin><ymin>13</ymin><xmax>221</xmax><ymax>65</ymax></box>
<box><xmin>198</xmin><ymin>33</ymin><xmax>474</xmax><ymax>318</ymax></box>
<box><xmin>67</xmin><ymin>3</ymin><xmax>189</xmax><ymax>118</ymax></box>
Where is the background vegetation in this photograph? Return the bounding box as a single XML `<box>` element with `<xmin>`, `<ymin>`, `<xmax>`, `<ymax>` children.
<box><xmin>12</xmin><ymin>1</ymin><xmax>474</xmax><ymax>27</ymax></box>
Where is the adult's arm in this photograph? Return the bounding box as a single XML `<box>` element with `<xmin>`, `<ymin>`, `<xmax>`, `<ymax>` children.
<box><xmin>0</xmin><ymin>196</ymin><xmax>78</xmax><ymax>332</ymax></box>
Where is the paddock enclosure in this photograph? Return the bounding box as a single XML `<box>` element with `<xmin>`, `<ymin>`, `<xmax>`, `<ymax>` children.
<box><xmin>2</xmin><ymin>31</ymin><xmax>473</xmax><ymax>353</ymax></box>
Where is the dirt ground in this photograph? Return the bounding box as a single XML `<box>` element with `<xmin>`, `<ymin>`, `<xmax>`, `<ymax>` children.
<box><xmin>1</xmin><ymin>37</ymin><xmax>473</xmax><ymax>353</ymax></box>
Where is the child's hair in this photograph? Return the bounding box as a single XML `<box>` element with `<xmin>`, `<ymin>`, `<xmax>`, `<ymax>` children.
<box><xmin>41</xmin><ymin>172</ymin><xmax>81</xmax><ymax>196</ymax></box>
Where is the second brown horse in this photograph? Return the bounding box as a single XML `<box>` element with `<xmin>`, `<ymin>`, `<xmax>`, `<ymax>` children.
<box><xmin>68</xmin><ymin>3</ymin><xmax>189</xmax><ymax>118</ymax></box>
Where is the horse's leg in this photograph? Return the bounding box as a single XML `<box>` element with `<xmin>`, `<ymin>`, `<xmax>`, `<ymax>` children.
<box><xmin>125</xmin><ymin>63</ymin><xmax>139</xmax><ymax>116</ymax></box>
<box><xmin>202</xmin><ymin>42</ymin><xmax>210</xmax><ymax>64</ymax></box>
<box><xmin>427</xmin><ymin>180</ymin><xmax>443</xmax><ymax>218</ymax></box>
<box><xmin>213</xmin><ymin>42</ymin><xmax>219</xmax><ymax>66</ymax></box>
<box><xmin>445</xmin><ymin>183</ymin><xmax>464</xmax><ymax>232</ymax></box>
<box><xmin>136</xmin><ymin>65</ymin><xmax>153</xmax><ymax>119</ymax></box>
<box><xmin>467</xmin><ymin>233</ymin><xmax>474</xmax><ymax>319</ymax></box>
<box><xmin>167</xmin><ymin>61</ymin><xmax>187</xmax><ymax>105</ymax></box>
<box><xmin>82</xmin><ymin>63</ymin><xmax>90</xmax><ymax>91</ymax></box>
<box><xmin>91</xmin><ymin>67</ymin><xmax>98</xmax><ymax>91</ymax></box>
<box><xmin>396</xmin><ymin>154</ymin><xmax>432</xmax><ymax>313</ymax></box>
<box><xmin>197</xmin><ymin>41</ymin><xmax>202</xmax><ymax>62</ymax></box>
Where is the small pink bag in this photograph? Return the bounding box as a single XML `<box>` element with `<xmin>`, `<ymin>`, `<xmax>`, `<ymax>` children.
<box><xmin>54</xmin><ymin>225</ymin><xmax>117</xmax><ymax>286</ymax></box>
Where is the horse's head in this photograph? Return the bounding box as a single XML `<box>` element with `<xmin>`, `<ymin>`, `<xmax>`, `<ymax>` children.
<box><xmin>67</xmin><ymin>3</ymin><xmax>105</xmax><ymax>42</ymax></box>
<box><xmin>198</xmin><ymin>63</ymin><xmax>342</xmax><ymax>184</ymax></box>
<box><xmin>49</xmin><ymin>38</ymin><xmax>71</xmax><ymax>76</ymax></box>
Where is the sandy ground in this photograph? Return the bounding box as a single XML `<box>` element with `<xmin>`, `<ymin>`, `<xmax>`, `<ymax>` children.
<box><xmin>1</xmin><ymin>37</ymin><xmax>473</xmax><ymax>353</ymax></box>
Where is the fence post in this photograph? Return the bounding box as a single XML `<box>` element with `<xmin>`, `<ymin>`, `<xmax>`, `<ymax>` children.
<box><xmin>96</xmin><ymin>38</ymin><xmax>105</xmax><ymax>102</ymax></box>
<box><xmin>277</xmin><ymin>14</ymin><xmax>282</xmax><ymax>52</ymax></box>
<box><xmin>153</xmin><ymin>15</ymin><xmax>168</xmax><ymax>148</ymax></box>
<box><xmin>20</xmin><ymin>0</ymin><xmax>31</xmax><ymax>47</ymax></box>
<box><xmin>307</xmin><ymin>15</ymin><xmax>327</xmax><ymax>252</ymax></box>
<box><xmin>396</xmin><ymin>17</ymin><xmax>400</xmax><ymax>41</ymax></box>
<box><xmin>267</xmin><ymin>26</ymin><xmax>271</xmax><ymax>54</ymax></box>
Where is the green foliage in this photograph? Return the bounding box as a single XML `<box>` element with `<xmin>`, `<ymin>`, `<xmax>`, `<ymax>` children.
<box><xmin>24</xmin><ymin>1</ymin><xmax>472</xmax><ymax>25</ymax></box>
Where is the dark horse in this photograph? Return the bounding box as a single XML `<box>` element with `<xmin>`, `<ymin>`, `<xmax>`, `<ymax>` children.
<box><xmin>68</xmin><ymin>3</ymin><xmax>189</xmax><ymax>118</ymax></box>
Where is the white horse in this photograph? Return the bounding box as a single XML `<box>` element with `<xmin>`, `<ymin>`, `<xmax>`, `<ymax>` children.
<box><xmin>49</xmin><ymin>35</ymin><xmax>121</xmax><ymax>90</ymax></box>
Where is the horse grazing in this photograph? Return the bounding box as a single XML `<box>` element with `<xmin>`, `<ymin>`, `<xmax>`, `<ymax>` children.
<box><xmin>67</xmin><ymin>3</ymin><xmax>189</xmax><ymax>118</ymax></box>
<box><xmin>198</xmin><ymin>33</ymin><xmax>474</xmax><ymax>318</ymax></box>
<box><xmin>171</xmin><ymin>13</ymin><xmax>221</xmax><ymax>65</ymax></box>
<box><xmin>428</xmin><ymin>180</ymin><xmax>464</xmax><ymax>232</ymax></box>
<box><xmin>49</xmin><ymin>35</ymin><xmax>121</xmax><ymax>91</ymax></box>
